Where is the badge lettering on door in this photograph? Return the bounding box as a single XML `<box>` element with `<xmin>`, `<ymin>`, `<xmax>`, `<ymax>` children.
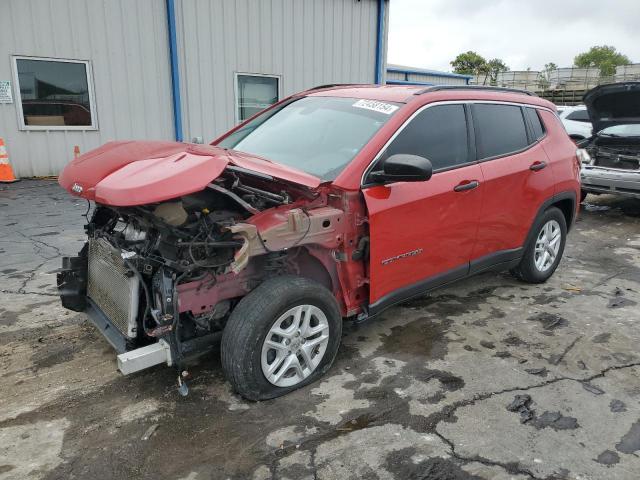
<box><xmin>381</xmin><ymin>248</ymin><xmax>423</xmax><ymax>265</ymax></box>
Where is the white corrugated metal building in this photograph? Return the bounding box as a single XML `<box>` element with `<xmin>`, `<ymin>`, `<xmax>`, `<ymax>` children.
<box><xmin>386</xmin><ymin>64</ymin><xmax>471</xmax><ymax>86</ymax></box>
<box><xmin>0</xmin><ymin>0</ymin><xmax>389</xmax><ymax>177</ymax></box>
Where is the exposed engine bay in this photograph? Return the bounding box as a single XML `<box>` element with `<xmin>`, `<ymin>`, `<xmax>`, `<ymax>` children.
<box><xmin>57</xmin><ymin>167</ymin><xmax>368</xmax><ymax>388</ymax></box>
<box><xmin>580</xmin><ymin>132</ymin><xmax>640</xmax><ymax>199</ymax></box>
<box><xmin>585</xmin><ymin>140</ymin><xmax>640</xmax><ymax>171</ymax></box>
<box><xmin>580</xmin><ymin>81</ymin><xmax>640</xmax><ymax>199</ymax></box>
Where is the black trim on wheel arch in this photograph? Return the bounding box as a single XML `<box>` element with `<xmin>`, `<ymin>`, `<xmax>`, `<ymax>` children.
<box><xmin>524</xmin><ymin>191</ymin><xmax>576</xmax><ymax>250</ymax></box>
<box><xmin>510</xmin><ymin>206</ymin><xmax>567</xmax><ymax>284</ymax></box>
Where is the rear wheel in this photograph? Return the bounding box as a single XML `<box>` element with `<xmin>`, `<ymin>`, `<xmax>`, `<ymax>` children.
<box><xmin>511</xmin><ymin>207</ymin><xmax>567</xmax><ymax>283</ymax></box>
<box><xmin>221</xmin><ymin>275</ymin><xmax>342</xmax><ymax>400</ymax></box>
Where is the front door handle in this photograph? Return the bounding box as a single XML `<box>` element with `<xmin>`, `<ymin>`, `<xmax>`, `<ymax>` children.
<box><xmin>453</xmin><ymin>180</ymin><xmax>480</xmax><ymax>192</ymax></box>
<box><xmin>530</xmin><ymin>161</ymin><xmax>547</xmax><ymax>171</ymax></box>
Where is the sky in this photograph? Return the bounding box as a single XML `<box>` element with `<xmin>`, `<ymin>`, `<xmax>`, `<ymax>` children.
<box><xmin>387</xmin><ymin>0</ymin><xmax>640</xmax><ymax>73</ymax></box>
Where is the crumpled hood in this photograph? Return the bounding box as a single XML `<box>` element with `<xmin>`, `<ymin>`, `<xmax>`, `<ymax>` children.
<box><xmin>58</xmin><ymin>141</ymin><xmax>321</xmax><ymax>206</ymax></box>
<box><xmin>584</xmin><ymin>82</ymin><xmax>640</xmax><ymax>134</ymax></box>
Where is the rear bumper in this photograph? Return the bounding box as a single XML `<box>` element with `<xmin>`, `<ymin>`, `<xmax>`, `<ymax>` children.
<box><xmin>581</xmin><ymin>166</ymin><xmax>640</xmax><ymax>198</ymax></box>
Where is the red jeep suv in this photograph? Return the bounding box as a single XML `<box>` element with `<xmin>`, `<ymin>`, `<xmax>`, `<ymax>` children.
<box><xmin>58</xmin><ymin>85</ymin><xmax>580</xmax><ymax>399</ymax></box>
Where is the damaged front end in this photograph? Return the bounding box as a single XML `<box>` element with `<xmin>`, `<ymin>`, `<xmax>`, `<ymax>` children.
<box><xmin>57</xmin><ymin>144</ymin><xmax>368</xmax><ymax>386</ymax></box>
<box><xmin>580</xmin><ymin>135</ymin><xmax>640</xmax><ymax>198</ymax></box>
<box><xmin>580</xmin><ymin>82</ymin><xmax>640</xmax><ymax>198</ymax></box>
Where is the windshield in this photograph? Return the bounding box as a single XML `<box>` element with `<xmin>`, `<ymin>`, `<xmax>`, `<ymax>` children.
<box><xmin>599</xmin><ymin>124</ymin><xmax>640</xmax><ymax>137</ymax></box>
<box><xmin>217</xmin><ymin>96</ymin><xmax>400</xmax><ymax>181</ymax></box>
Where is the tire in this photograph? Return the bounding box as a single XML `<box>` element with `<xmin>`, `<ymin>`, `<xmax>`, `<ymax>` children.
<box><xmin>511</xmin><ymin>207</ymin><xmax>567</xmax><ymax>284</ymax></box>
<box><xmin>221</xmin><ymin>275</ymin><xmax>342</xmax><ymax>401</ymax></box>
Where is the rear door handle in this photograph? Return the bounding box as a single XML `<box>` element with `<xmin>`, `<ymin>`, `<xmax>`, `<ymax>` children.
<box><xmin>453</xmin><ymin>180</ymin><xmax>480</xmax><ymax>192</ymax></box>
<box><xmin>529</xmin><ymin>161</ymin><xmax>547</xmax><ymax>171</ymax></box>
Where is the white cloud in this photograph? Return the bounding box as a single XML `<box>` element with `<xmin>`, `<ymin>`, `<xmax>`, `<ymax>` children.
<box><xmin>387</xmin><ymin>0</ymin><xmax>640</xmax><ymax>72</ymax></box>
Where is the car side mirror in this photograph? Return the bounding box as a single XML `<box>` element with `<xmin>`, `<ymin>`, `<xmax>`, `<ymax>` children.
<box><xmin>369</xmin><ymin>154</ymin><xmax>433</xmax><ymax>184</ymax></box>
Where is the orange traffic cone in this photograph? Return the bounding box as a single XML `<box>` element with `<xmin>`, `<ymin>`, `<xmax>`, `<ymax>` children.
<box><xmin>0</xmin><ymin>138</ymin><xmax>19</xmax><ymax>183</ymax></box>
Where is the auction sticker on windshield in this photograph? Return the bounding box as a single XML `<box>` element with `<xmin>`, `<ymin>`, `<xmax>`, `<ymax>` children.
<box><xmin>352</xmin><ymin>99</ymin><xmax>399</xmax><ymax>115</ymax></box>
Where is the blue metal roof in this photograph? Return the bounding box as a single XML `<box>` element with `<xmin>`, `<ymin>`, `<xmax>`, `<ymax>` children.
<box><xmin>387</xmin><ymin>65</ymin><xmax>473</xmax><ymax>80</ymax></box>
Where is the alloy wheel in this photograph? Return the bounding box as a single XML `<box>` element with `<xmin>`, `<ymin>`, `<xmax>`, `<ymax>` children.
<box><xmin>534</xmin><ymin>219</ymin><xmax>562</xmax><ymax>272</ymax></box>
<box><xmin>261</xmin><ymin>304</ymin><xmax>330</xmax><ymax>387</ymax></box>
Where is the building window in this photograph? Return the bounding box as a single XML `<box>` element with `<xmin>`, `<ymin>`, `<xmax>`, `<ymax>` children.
<box><xmin>235</xmin><ymin>73</ymin><xmax>280</xmax><ymax>123</ymax></box>
<box><xmin>12</xmin><ymin>56</ymin><xmax>97</xmax><ymax>130</ymax></box>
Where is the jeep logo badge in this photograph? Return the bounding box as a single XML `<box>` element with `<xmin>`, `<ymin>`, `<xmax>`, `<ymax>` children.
<box><xmin>71</xmin><ymin>183</ymin><xmax>83</xmax><ymax>194</ymax></box>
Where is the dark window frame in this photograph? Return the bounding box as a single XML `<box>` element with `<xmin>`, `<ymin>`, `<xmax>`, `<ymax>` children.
<box><xmin>523</xmin><ymin>107</ymin><xmax>547</xmax><ymax>144</ymax></box>
<box><xmin>363</xmin><ymin>102</ymin><xmax>474</xmax><ymax>185</ymax></box>
<box><xmin>362</xmin><ymin>101</ymin><xmax>554</xmax><ymax>187</ymax></box>
<box><xmin>12</xmin><ymin>55</ymin><xmax>97</xmax><ymax>131</ymax></box>
<box><xmin>470</xmin><ymin>102</ymin><xmax>536</xmax><ymax>162</ymax></box>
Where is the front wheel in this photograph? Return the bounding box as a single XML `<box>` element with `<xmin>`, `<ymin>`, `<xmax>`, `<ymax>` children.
<box><xmin>221</xmin><ymin>275</ymin><xmax>342</xmax><ymax>400</ymax></box>
<box><xmin>511</xmin><ymin>207</ymin><xmax>567</xmax><ymax>284</ymax></box>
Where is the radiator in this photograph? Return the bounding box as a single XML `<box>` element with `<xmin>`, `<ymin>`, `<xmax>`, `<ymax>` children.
<box><xmin>87</xmin><ymin>237</ymin><xmax>140</xmax><ymax>338</ymax></box>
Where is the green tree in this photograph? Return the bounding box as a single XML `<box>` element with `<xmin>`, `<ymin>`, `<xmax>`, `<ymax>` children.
<box><xmin>484</xmin><ymin>58</ymin><xmax>509</xmax><ymax>84</ymax></box>
<box><xmin>451</xmin><ymin>52</ymin><xmax>508</xmax><ymax>85</ymax></box>
<box><xmin>574</xmin><ymin>46</ymin><xmax>630</xmax><ymax>76</ymax></box>
<box><xmin>451</xmin><ymin>51</ymin><xmax>487</xmax><ymax>75</ymax></box>
<box><xmin>538</xmin><ymin>62</ymin><xmax>558</xmax><ymax>90</ymax></box>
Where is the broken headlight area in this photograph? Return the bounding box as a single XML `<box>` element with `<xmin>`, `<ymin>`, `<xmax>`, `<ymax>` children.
<box><xmin>57</xmin><ymin>176</ymin><xmax>302</xmax><ymax>376</ymax></box>
<box><xmin>56</xmin><ymin>166</ymin><xmax>365</xmax><ymax>394</ymax></box>
<box><xmin>585</xmin><ymin>143</ymin><xmax>640</xmax><ymax>171</ymax></box>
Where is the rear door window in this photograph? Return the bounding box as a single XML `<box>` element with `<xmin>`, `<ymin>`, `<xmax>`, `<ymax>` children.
<box><xmin>381</xmin><ymin>104</ymin><xmax>469</xmax><ymax>171</ymax></box>
<box><xmin>472</xmin><ymin>104</ymin><xmax>529</xmax><ymax>159</ymax></box>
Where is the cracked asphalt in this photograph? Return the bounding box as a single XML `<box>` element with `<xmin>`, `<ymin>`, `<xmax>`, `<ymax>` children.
<box><xmin>1</xmin><ymin>179</ymin><xmax>639</xmax><ymax>480</ymax></box>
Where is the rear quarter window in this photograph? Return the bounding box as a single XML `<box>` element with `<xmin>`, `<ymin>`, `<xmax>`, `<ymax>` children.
<box><xmin>472</xmin><ymin>104</ymin><xmax>529</xmax><ymax>159</ymax></box>
<box><xmin>525</xmin><ymin>108</ymin><xmax>546</xmax><ymax>141</ymax></box>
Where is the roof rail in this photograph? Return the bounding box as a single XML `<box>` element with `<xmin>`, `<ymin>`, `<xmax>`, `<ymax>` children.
<box><xmin>414</xmin><ymin>85</ymin><xmax>537</xmax><ymax>97</ymax></box>
<box><xmin>306</xmin><ymin>83</ymin><xmax>360</xmax><ymax>91</ymax></box>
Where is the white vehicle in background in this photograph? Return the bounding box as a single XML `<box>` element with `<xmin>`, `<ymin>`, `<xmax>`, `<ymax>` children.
<box><xmin>556</xmin><ymin>105</ymin><xmax>592</xmax><ymax>141</ymax></box>
<box><xmin>579</xmin><ymin>82</ymin><xmax>640</xmax><ymax>201</ymax></box>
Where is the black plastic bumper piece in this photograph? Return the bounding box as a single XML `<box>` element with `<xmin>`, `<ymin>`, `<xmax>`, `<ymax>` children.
<box><xmin>58</xmin><ymin>243</ymin><xmax>128</xmax><ymax>354</ymax></box>
<box><xmin>57</xmin><ymin>243</ymin><xmax>88</xmax><ymax>312</ymax></box>
<box><xmin>85</xmin><ymin>298</ymin><xmax>128</xmax><ymax>354</ymax></box>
